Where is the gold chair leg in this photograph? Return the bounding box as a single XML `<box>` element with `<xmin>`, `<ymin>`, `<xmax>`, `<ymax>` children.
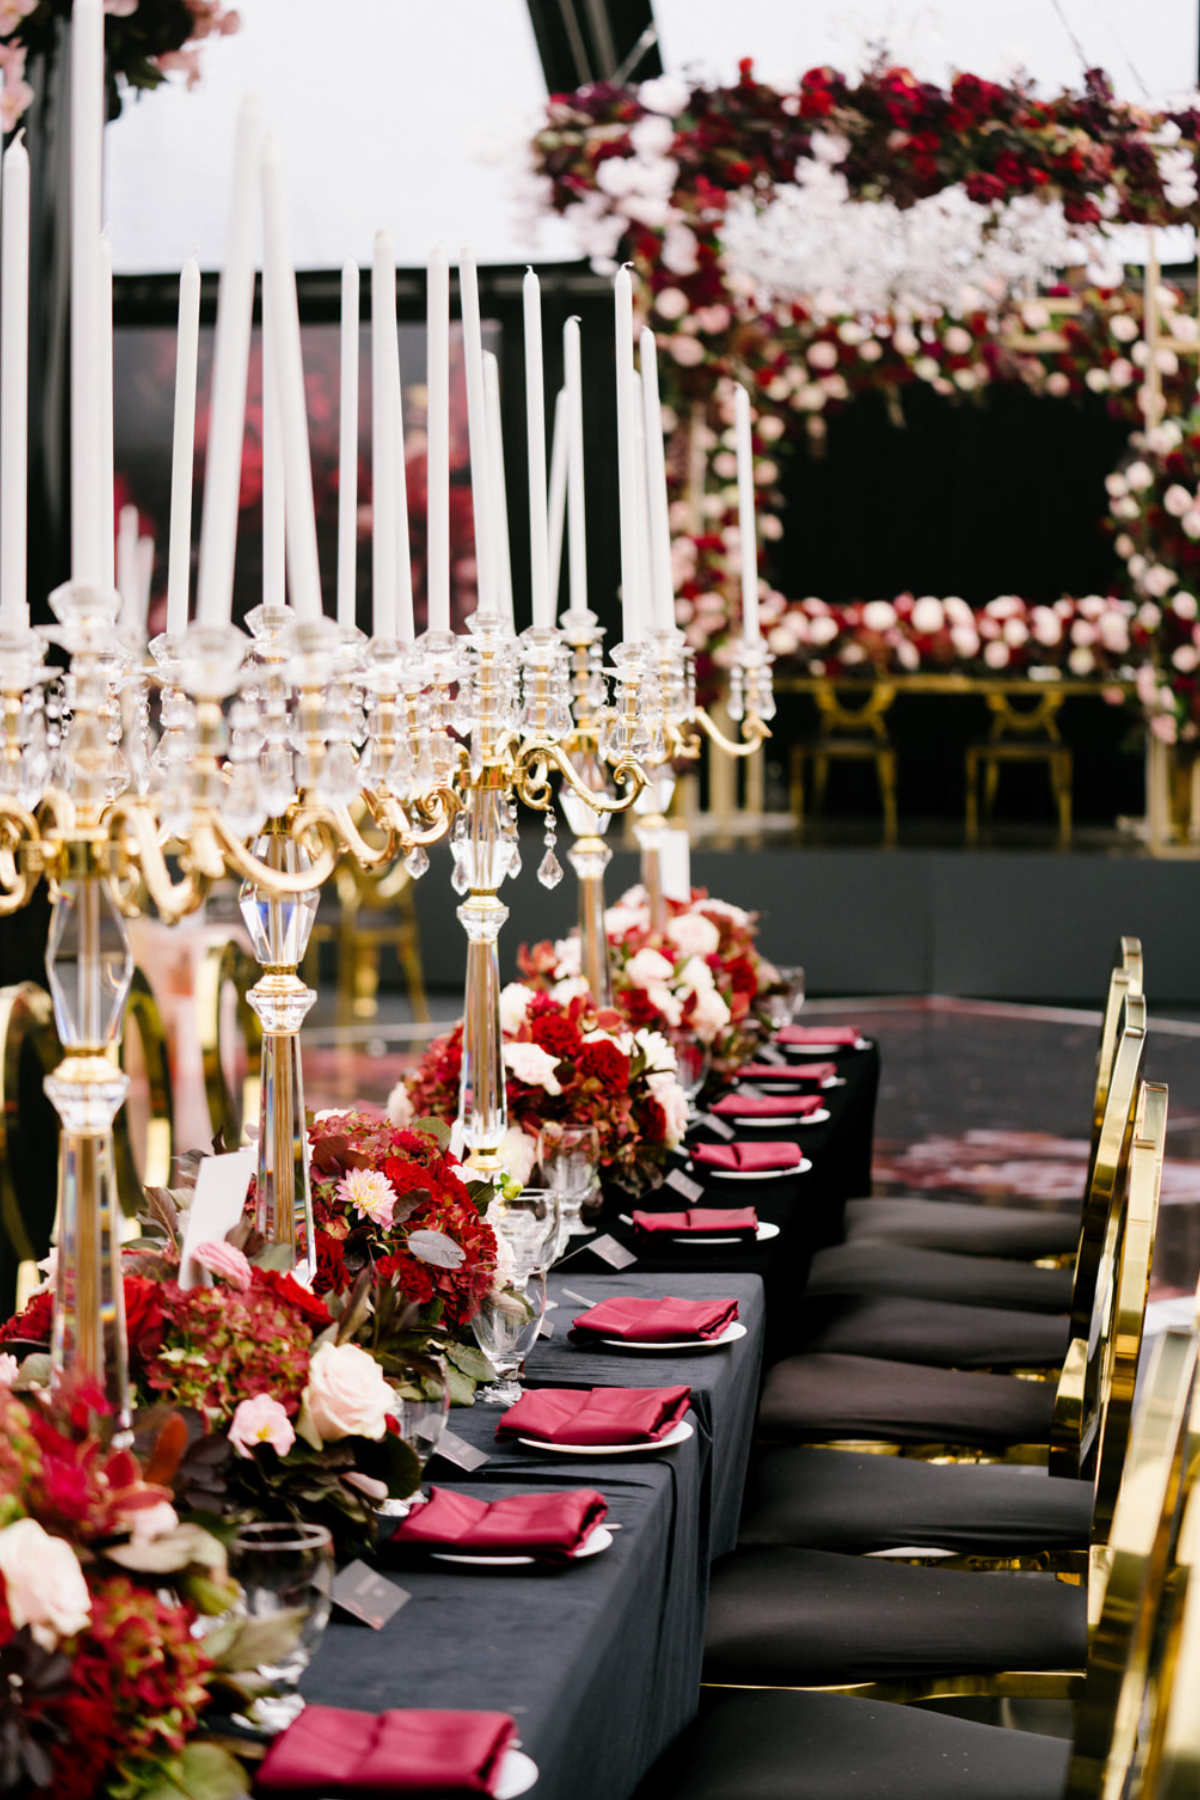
<box><xmin>353</xmin><ymin>939</ymin><xmax>382</xmax><ymax>1021</ymax></box>
<box><xmin>983</xmin><ymin>755</ymin><xmax>1001</xmax><ymax>825</ymax></box>
<box><xmin>879</xmin><ymin>748</ymin><xmax>898</xmax><ymax>847</ymax></box>
<box><xmin>812</xmin><ymin>754</ymin><xmax>829</xmax><ymax>815</ymax></box>
<box><xmin>397</xmin><ymin>924</ymin><xmax>430</xmax><ymax>1023</ymax></box>
<box><xmin>790</xmin><ymin>746</ymin><xmax>806</xmax><ymax>836</ymax></box>
<box><xmin>1054</xmin><ymin>752</ymin><xmax>1072</xmax><ymax>849</ymax></box>
<box><xmin>965</xmin><ymin>750</ymin><xmax>979</xmax><ymax>846</ymax></box>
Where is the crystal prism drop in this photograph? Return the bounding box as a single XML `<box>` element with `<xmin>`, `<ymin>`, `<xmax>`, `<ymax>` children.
<box><xmin>508</xmin><ymin>841</ymin><xmax>522</xmax><ymax>879</ymax></box>
<box><xmin>537</xmin><ymin>848</ymin><xmax>564</xmax><ymax>889</ymax></box>
<box><xmin>405</xmin><ymin>845</ymin><xmax>430</xmax><ymax>880</ymax></box>
<box><xmin>451</xmin><ymin>858</ymin><xmax>469</xmax><ymax>895</ymax></box>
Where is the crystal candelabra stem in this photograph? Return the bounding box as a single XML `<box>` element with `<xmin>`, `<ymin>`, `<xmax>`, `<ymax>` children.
<box><xmin>569</xmin><ymin>836</ymin><xmax>613</xmax><ymax>1006</ymax></box>
<box><xmin>456</xmin><ymin>782</ymin><xmax>510</xmax><ymax>1175</ymax></box>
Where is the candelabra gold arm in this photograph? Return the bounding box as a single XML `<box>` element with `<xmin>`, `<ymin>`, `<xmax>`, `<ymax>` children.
<box><xmin>513</xmin><ymin>741</ymin><xmax>646</xmax><ymax>814</ymax></box>
<box><xmin>212</xmin><ymin>809</ymin><xmax>341</xmax><ymax>893</ymax></box>
<box><xmin>404</xmin><ymin>784</ymin><xmax>464</xmax><ymax>841</ymax></box>
<box><xmin>0</xmin><ymin>799</ymin><xmax>43</xmax><ymax>917</ymax></box>
<box><xmin>104</xmin><ymin>798</ymin><xmax>215</xmax><ymax>926</ymax></box>
<box><xmin>692</xmin><ymin>707</ymin><xmax>771</xmax><ymax>758</ymax></box>
<box><xmin>326</xmin><ymin>802</ymin><xmax>404</xmax><ymax>872</ymax></box>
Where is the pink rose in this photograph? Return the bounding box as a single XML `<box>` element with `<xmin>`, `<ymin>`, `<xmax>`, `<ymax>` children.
<box><xmin>228</xmin><ymin>1394</ymin><xmax>297</xmax><ymax>1460</ymax></box>
<box><xmin>0</xmin><ymin>1520</ymin><xmax>91</xmax><ymax>1648</ymax></box>
<box><xmin>194</xmin><ymin>1240</ymin><xmax>253</xmax><ymax>1290</ymax></box>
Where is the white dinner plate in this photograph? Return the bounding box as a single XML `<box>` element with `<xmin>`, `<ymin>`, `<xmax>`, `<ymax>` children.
<box><xmin>671</xmin><ymin>1220</ymin><xmax>780</xmax><ymax>1245</ymax></box>
<box><xmin>700</xmin><ymin>1160</ymin><xmax>811</xmax><ymax>1181</ymax></box>
<box><xmin>515</xmin><ymin>1418</ymin><xmax>695</xmax><ymax>1456</ymax></box>
<box><xmin>725</xmin><ymin>1107</ymin><xmax>830</xmax><ymax>1128</ymax></box>
<box><xmin>595</xmin><ymin>1320</ymin><xmax>748</xmax><ymax>1352</ymax></box>
<box><xmin>780</xmin><ymin>1037</ymin><xmax>870</xmax><ymax>1056</ymax></box>
<box><xmin>431</xmin><ymin>1524</ymin><xmax>614</xmax><ymax>1567</ymax></box>
<box><xmin>495</xmin><ymin>1748</ymin><xmax>540</xmax><ymax>1798</ymax></box>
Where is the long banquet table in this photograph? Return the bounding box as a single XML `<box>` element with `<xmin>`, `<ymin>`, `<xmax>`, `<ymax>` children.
<box><xmin>299</xmin><ymin>1035</ymin><xmax>879</xmax><ymax>1800</ymax></box>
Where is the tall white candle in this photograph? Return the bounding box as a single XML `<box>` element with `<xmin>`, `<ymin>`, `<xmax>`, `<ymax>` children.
<box><xmin>458</xmin><ymin>246</ymin><xmax>494</xmax><ymax>617</ymax></box>
<box><xmin>631</xmin><ymin>384</ymin><xmax>653</xmax><ymax>640</ymax></box>
<box><xmin>734</xmin><ymin>383</ymin><xmax>760</xmax><ymax>642</ymax></box>
<box><xmin>393</xmin><ymin>354</ymin><xmax>415</xmax><ymax>646</ymax></box>
<box><xmin>370</xmin><ymin>233</ymin><xmax>397</xmax><ymax>639</ymax></box>
<box><xmin>70</xmin><ymin>0</ymin><xmax>104</xmax><ymax>586</ymax></box>
<box><xmin>614</xmin><ymin>266</ymin><xmax>642</xmax><ymax>643</ymax></box>
<box><xmin>260</xmin><ymin>133</ymin><xmax>323</xmax><ymax>621</ymax></box>
<box><xmin>0</xmin><ymin>133</ymin><xmax>29</xmax><ymax>628</ymax></box>
<box><xmin>98</xmin><ymin>230</ymin><xmax>114</xmax><ymax>588</ymax></box>
<box><xmin>639</xmin><ymin>328</ymin><xmax>675</xmax><ymax>634</ymax></box>
<box><xmin>563</xmin><ymin>316</ymin><xmax>587</xmax><ymax>617</ymax></box>
<box><xmin>523</xmin><ymin>268</ymin><xmax>551</xmax><ymax>630</ymax></box>
<box><xmin>116</xmin><ymin>503</ymin><xmax>138</xmax><ymax>616</ymax></box>
<box><xmin>260</xmin><ymin>255</ymin><xmax>285</xmax><ymax>611</ymax></box>
<box><xmin>134</xmin><ymin>533</ymin><xmax>153</xmax><ymax>633</ymax></box>
<box><xmin>483</xmin><ymin>350</ymin><xmax>513</xmax><ymax>622</ymax></box>
<box><xmin>546</xmin><ymin>386</ymin><xmax>567</xmax><ymax>612</ymax></box>
<box><xmin>337</xmin><ymin>261</ymin><xmax>359</xmax><ymax>629</ymax></box>
<box><xmin>196</xmin><ymin>94</ymin><xmax>261</xmax><ymax>627</ymax></box>
<box><xmin>426</xmin><ymin>245</ymin><xmax>451</xmax><ymax>634</ymax></box>
<box><xmin>165</xmin><ymin>258</ymin><xmax>200</xmax><ymax>636</ymax></box>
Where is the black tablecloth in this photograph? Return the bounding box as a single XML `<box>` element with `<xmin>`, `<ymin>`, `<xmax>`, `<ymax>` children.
<box><xmin>300</xmin><ymin>1272</ymin><xmax>765</xmax><ymax>1800</ymax></box>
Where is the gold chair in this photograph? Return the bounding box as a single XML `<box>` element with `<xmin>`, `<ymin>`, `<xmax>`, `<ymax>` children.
<box><xmin>304</xmin><ymin>846</ymin><xmax>429</xmax><ymax>1026</ymax></box>
<box><xmin>791</xmin><ymin>683</ymin><xmax>898</xmax><ymax>846</ymax></box>
<box><xmin>965</xmin><ymin>689</ymin><xmax>1072</xmax><ymax>847</ymax></box>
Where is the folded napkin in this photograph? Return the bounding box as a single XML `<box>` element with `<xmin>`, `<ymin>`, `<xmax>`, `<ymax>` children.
<box><xmin>571</xmin><ymin>1295</ymin><xmax>739</xmax><ymax>1343</ymax></box>
<box><xmin>495</xmin><ymin>1384</ymin><xmax>692</xmax><ymax>1445</ymax></box>
<box><xmin>631</xmin><ymin>1207</ymin><xmax>758</xmax><ymax>1240</ymax></box>
<box><xmin>712</xmin><ymin>1091</ymin><xmax>824</xmax><ymax>1119</ymax></box>
<box><xmin>387</xmin><ymin>1485</ymin><xmax>608</xmax><ymax>1562</ymax></box>
<box><xmin>692</xmin><ymin>1141</ymin><xmax>801</xmax><ymax>1173</ymax></box>
<box><xmin>256</xmin><ymin>1704</ymin><xmax>517</xmax><ymax>1797</ymax></box>
<box><xmin>777</xmin><ymin>1024</ymin><xmax>862</xmax><ymax>1047</ymax></box>
<box><xmin>734</xmin><ymin>1061</ymin><xmax>837</xmax><ymax>1084</ymax></box>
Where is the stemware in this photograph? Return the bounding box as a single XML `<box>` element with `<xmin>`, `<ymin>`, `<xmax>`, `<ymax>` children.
<box><xmin>229</xmin><ymin>1520</ymin><xmax>334</xmax><ymax>1733</ymax></box>
<box><xmin>470</xmin><ymin>1268</ymin><xmax>547</xmax><ymax>1406</ymax></box>
<box><xmin>538</xmin><ymin>1123</ymin><xmax>600</xmax><ymax>1246</ymax></box>
<box><xmin>670</xmin><ymin>1031</ymin><xmax>710</xmax><ymax>1117</ymax></box>
<box><xmin>777</xmin><ymin>965</ymin><xmax>806</xmax><ymax>1021</ymax></box>
<box><xmin>497</xmin><ymin>1186</ymin><xmax>562</xmax><ymax>1277</ymax></box>
<box><xmin>377</xmin><ymin>1383</ymin><xmax>451</xmax><ymax>1518</ymax></box>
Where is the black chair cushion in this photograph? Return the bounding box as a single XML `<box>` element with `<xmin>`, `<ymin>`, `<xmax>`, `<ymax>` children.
<box><xmin>844</xmin><ymin>1198</ymin><xmax>1080</xmax><ymax>1259</ymax></box>
<box><xmin>804</xmin><ymin>1242</ymin><xmax>1074</xmax><ymax>1313</ymax></box>
<box><xmin>758</xmin><ymin>1353</ymin><xmax>1059</xmax><ymax>1448</ymax></box>
<box><xmin>738</xmin><ymin>1447</ymin><xmax>1094</xmax><ymax>1554</ymax></box>
<box><xmin>703</xmin><ymin>1546</ymin><xmax>1088</xmax><ymax>1686</ymax></box>
<box><xmin>641</xmin><ymin>1688</ymin><xmax>1072</xmax><ymax>1800</ymax></box>
<box><xmin>797</xmin><ymin>1295</ymin><xmax>1070</xmax><ymax>1369</ymax></box>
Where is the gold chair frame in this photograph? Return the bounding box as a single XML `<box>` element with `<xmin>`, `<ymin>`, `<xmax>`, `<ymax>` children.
<box><xmin>965</xmin><ymin>690</ymin><xmax>1073</xmax><ymax>849</ymax></box>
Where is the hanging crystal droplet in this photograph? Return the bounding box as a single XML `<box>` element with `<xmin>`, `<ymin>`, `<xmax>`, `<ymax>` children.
<box><xmin>537</xmin><ymin>847</ymin><xmax>564</xmax><ymax>889</ymax></box>
<box><xmin>405</xmin><ymin>844</ymin><xmax>430</xmax><ymax>879</ymax></box>
<box><xmin>508</xmin><ymin>841</ymin><xmax>522</xmax><ymax>879</ymax></box>
<box><xmin>451</xmin><ymin>857</ymin><xmax>469</xmax><ymax>895</ymax></box>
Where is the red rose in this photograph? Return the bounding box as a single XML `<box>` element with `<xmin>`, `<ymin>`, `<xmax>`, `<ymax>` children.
<box><xmin>578</xmin><ymin>1039</ymin><xmax>631</xmax><ymax>1090</ymax></box>
<box><xmin>0</xmin><ymin>1285</ymin><xmax>52</xmax><ymax>1344</ymax></box>
<box><xmin>530</xmin><ymin>1013</ymin><xmax>583</xmax><ymax>1060</ymax></box>
<box><xmin>122</xmin><ymin>1275</ymin><xmax>165</xmax><ymax>1364</ymax></box>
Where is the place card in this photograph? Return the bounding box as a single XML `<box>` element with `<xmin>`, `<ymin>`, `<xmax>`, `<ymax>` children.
<box><xmin>178</xmin><ymin>1146</ymin><xmax>257</xmax><ymax>1289</ymax></box>
<box><xmin>560</xmin><ymin>1288</ymin><xmax>596</xmax><ymax>1308</ymax></box>
<box><xmin>757</xmin><ymin>1045</ymin><xmax>786</xmax><ymax>1065</ymax></box>
<box><xmin>695</xmin><ymin>1113</ymin><xmax>735</xmax><ymax>1139</ymax></box>
<box><xmin>665</xmin><ymin>1167</ymin><xmax>705</xmax><ymax>1202</ymax></box>
<box><xmin>538</xmin><ymin>1317</ymin><xmax>555</xmax><ymax>1339</ymax></box>
<box><xmin>433</xmin><ymin>1430</ymin><xmax>491</xmax><ymax>1473</ymax></box>
<box><xmin>331</xmin><ymin>1561</ymin><xmax>409</xmax><ymax>1630</ymax></box>
<box><xmin>589</xmin><ymin>1234</ymin><xmax>638</xmax><ymax>1270</ymax></box>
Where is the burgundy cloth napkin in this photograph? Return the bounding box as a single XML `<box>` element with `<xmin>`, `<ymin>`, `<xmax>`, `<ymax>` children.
<box><xmin>495</xmin><ymin>1384</ymin><xmax>692</xmax><ymax>1445</ymax></box>
<box><xmin>256</xmin><ymin>1704</ymin><xmax>517</xmax><ymax>1797</ymax></box>
<box><xmin>712</xmin><ymin>1091</ymin><xmax>823</xmax><ymax>1119</ymax></box>
<box><xmin>387</xmin><ymin>1485</ymin><xmax>608</xmax><ymax>1561</ymax></box>
<box><xmin>692</xmin><ymin>1141</ymin><xmax>801</xmax><ymax>1172</ymax></box>
<box><xmin>631</xmin><ymin>1207</ymin><xmax>758</xmax><ymax>1239</ymax></box>
<box><xmin>734</xmin><ymin>1061</ymin><xmax>837</xmax><ymax>1084</ymax></box>
<box><xmin>571</xmin><ymin>1295</ymin><xmax>739</xmax><ymax>1343</ymax></box>
<box><xmin>777</xmin><ymin>1024</ymin><xmax>862</xmax><ymax>1047</ymax></box>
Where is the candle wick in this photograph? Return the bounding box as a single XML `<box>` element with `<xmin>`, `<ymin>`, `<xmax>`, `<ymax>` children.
<box><xmin>12</xmin><ymin>129</ymin><xmax>24</xmax><ymax>149</ymax></box>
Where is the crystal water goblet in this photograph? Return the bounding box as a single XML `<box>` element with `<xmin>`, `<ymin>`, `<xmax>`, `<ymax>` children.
<box><xmin>497</xmin><ymin>1186</ymin><xmax>562</xmax><ymax>1277</ymax></box>
<box><xmin>229</xmin><ymin>1521</ymin><xmax>334</xmax><ymax>1733</ymax></box>
<box><xmin>377</xmin><ymin>1382</ymin><xmax>451</xmax><ymax>1518</ymax></box>
<box><xmin>670</xmin><ymin>1031</ymin><xmax>710</xmax><ymax>1119</ymax></box>
<box><xmin>777</xmin><ymin>965</ymin><xmax>806</xmax><ymax>1020</ymax></box>
<box><xmin>470</xmin><ymin>1268</ymin><xmax>547</xmax><ymax>1406</ymax></box>
<box><xmin>538</xmin><ymin>1124</ymin><xmax>600</xmax><ymax>1247</ymax></box>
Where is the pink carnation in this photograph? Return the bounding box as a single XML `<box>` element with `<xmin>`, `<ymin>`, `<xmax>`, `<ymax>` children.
<box><xmin>194</xmin><ymin>1240</ymin><xmax>253</xmax><ymax>1290</ymax></box>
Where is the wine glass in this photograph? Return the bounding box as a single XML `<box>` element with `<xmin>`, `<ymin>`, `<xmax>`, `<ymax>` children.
<box><xmin>377</xmin><ymin>1382</ymin><xmax>451</xmax><ymax>1518</ymax></box>
<box><xmin>538</xmin><ymin>1124</ymin><xmax>600</xmax><ymax>1246</ymax></box>
<box><xmin>670</xmin><ymin>1031</ymin><xmax>710</xmax><ymax>1118</ymax></box>
<box><xmin>229</xmin><ymin>1521</ymin><xmax>334</xmax><ymax>1733</ymax></box>
<box><xmin>497</xmin><ymin>1187</ymin><xmax>562</xmax><ymax>1277</ymax></box>
<box><xmin>777</xmin><ymin>965</ymin><xmax>806</xmax><ymax>1020</ymax></box>
<box><xmin>470</xmin><ymin>1268</ymin><xmax>547</xmax><ymax>1406</ymax></box>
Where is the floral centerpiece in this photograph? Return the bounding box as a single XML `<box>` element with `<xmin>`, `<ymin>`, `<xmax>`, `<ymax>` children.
<box><xmin>394</xmin><ymin>991</ymin><xmax>689</xmax><ymax>1197</ymax></box>
<box><xmin>0</xmin><ymin>1372</ymin><xmax>273</xmax><ymax>1800</ymax></box>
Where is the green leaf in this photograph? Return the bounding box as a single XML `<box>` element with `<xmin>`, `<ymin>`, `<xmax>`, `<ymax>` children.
<box><xmin>126</xmin><ymin>1743</ymin><xmax>251</xmax><ymax>1800</ymax></box>
<box><xmin>15</xmin><ymin>1353</ymin><xmax>51</xmax><ymax>1390</ymax></box>
<box><xmin>105</xmin><ymin>1523</ymin><xmax>228</xmax><ymax>1577</ymax></box>
<box><xmin>443</xmin><ymin>1364</ymin><xmax>478</xmax><ymax>1407</ymax></box>
<box><xmin>407</xmin><ymin>1229</ymin><xmax>466</xmax><ymax>1269</ymax></box>
<box><xmin>410</xmin><ymin>1115</ymin><xmax>451</xmax><ymax>1149</ymax></box>
<box><xmin>211</xmin><ymin>1606</ymin><xmax>307</xmax><ymax>1676</ymax></box>
<box><xmin>294</xmin><ymin>1394</ymin><xmax>324</xmax><ymax>1452</ymax></box>
<box><xmin>444</xmin><ymin>1342</ymin><xmax>496</xmax><ymax>1382</ymax></box>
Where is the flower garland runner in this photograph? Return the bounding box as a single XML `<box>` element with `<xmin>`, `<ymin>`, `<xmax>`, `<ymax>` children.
<box><xmin>531</xmin><ymin>63</ymin><xmax>1200</xmax><ymax>687</ymax></box>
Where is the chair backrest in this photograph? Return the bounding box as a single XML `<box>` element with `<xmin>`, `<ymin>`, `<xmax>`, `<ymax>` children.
<box><xmin>1070</xmin><ymin>992</ymin><xmax>1147</xmax><ymax>1347</ymax></box>
<box><xmin>1065</xmin><ymin>1323</ymin><xmax>1198</xmax><ymax>1800</ymax></box>
<box><xmin>1117</xmin><ymin>935</ymin><xmax>1143</xmax><ymax>997</ymax></box>
<box><xmin>1137</xmin><ymin>1390</ymin><xmax>1200</xmax><ymax>1798</ymax></box>
<box><xmin>1090</xmin><ymin>966</ymin><xmax>1132</xmax><ymax>1158</ymax></box>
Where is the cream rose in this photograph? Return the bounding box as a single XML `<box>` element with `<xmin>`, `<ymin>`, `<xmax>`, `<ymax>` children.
<box><xmin>499</xmin><ymin>982</ymin><xmax>535</xmax><ymax>1036</ymax></box>
<box><xmin>690</xmin><ymin>985</ymin><xmax>732</xmax><ymax>1044</ymax></box>
<box><xmin>648</xmin><ymin>1071</ymin><xmax>689</xmax><ymax>1147</ymax></box>
<box><xmin>503</xmin><ymin>1041</ymin><xmax>564</xmax><ymax>1095</ymax></box>
<box><xmin>665</xmin><ymin>912</ymin><xmax>721</xmax><ymax>960</ymax></box>
<box><xmin>0</xmin><ymin>1519</ymin><xmax>91</xmax><ymax>1648</ymax></box>
<box><xmin>303</xmin><ymin>1342</ymin><xmax>393</xmax><ymax>1444</ymax></box>
<box><xmin>635</xmin><ymin>1028</ymin><xmax>677</xmax><ymax>1074</ymax></box>
<box><xmin>625</xmin><ymin>947</ymin><xmax>676</xmax><ymax>987</ymax></box>
<box><xmin>386</xmin><ymin>1081</ymin><xmax>414</xmax><ymax>1127</ymax></box>
<box><xmin>499</xmin><ymin>1125</ymin><xmax>538</xmax><ymax>1190</ymax></box>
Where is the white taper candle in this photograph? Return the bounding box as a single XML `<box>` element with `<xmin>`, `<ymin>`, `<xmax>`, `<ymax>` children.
<box><xmin>260</xmin><ymin>133</ymin><xmax>323</xmax><ymax>620</ymax></box>
<box><xmin>116</xmin><ymin>503</ymin><xmax>138</xmax><ymax>617</ymax></box>
<box><xmin>458</xmin><ymin>246</ymin><xmax>494</xmax><ymax>617</ymax></box>
<box><xmin>563</xmin><ymin>316</ymin><xmax>587</xmax><ymax>618</ymax></box>
<box><xmin>0</xmin><ymin>133</ymin><xmax>29</xmax><ymax>627</ymax></box>
<box><xmin>734</xmin><ymin>382</ymin><xmax>760</xmax><ymax>642</ymax></box>
<box><xmin>70</xmin><ymin>0</ymin><xmax>104</xmax><ymax>586</ymax></box>
<box><xmin>260</xmin><ymin>254</ymin><xmax>285</xmax><ymax>611</ymax></box>
<box><xmin>165</xmin><ymin>258</ymin><xmax>200</xmax><ymax>635</ymax></box>
<box><xmin>336</xmin><ymin>260</ymin><xmax>359</xmax><ymax>629</ymax></box>
<box><xmin>546</xmin><ymin>386</ymin><xmax>567</xmax><ymax>613</ymax></box>
<box><xmin>639</xmin><ymin>327</ymin><xmax>675</xmax><ymax>634</ymax></box>
<box><xmin>134</xmin><ymin>534</ymin><xmax>153</xmax><ymax>634</ymax></box>
<box><xmin>98</xmin><ymin>229</ymin><xmax>114</xmax><ymax>588</ymax></box>
<box><xmin>426</xmin><ymin>245</ymin><xmax>450</xmax><ymax>633</ymax></box>
<box><xmin>370</xmin><ymin>232</ymin><xmax>397</xmax><ymax>639</ymax></box>
<box><xmin>614</xmin><ymin>265</ymin><xmax>642</xmax><ymax>642</ymax></box>
<box><xmin>483</xmin><ymin>350</ymin><xmax>513</xmax><ymax>622</ymax></box>
<box><xmin>196</xmin><ymin>94</ymin><xmax>261</xmax><ymax>627</ymax></box>
<box><xmin>523</xmin><ymin>268</ymin><xmax>551</xmax><ymax>629</ymax></box>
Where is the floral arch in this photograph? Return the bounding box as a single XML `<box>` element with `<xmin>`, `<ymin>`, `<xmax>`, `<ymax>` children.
<box><xmin>531</xmin><ymin>60</ymin><xmax>1200</xmax><ymax>735</ymax></box>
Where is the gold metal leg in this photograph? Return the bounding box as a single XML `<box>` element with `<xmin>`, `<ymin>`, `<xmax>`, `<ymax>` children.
<box><xmin>879</xmin><ymin>748</ymin><xmax>898</xmax><ymax>847</ymax></box>
<box><xmin>812</xmin><ymin>754</ymin><xmax>829</xmax><ymax>815</ymax></box>
<box><xmin>1053</xmin><ymin>749</ymin><xmax>1072</xmax><ymax>848</ymax></box>
<box><xmin>965</xmin><ymin>749</ymin><xmax>979</xmax><ymax>846</ymax></box>
<box><xmin>790</xmin><ymin>746</ymin><xmax>806</xmax><ymax>836</ymax></box>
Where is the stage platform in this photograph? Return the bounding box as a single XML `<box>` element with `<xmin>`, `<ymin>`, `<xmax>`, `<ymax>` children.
<box><xmin>394</xmin><ymin>836</ymin><xmax>1200</xmax><ymax>1008</ymax></box>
